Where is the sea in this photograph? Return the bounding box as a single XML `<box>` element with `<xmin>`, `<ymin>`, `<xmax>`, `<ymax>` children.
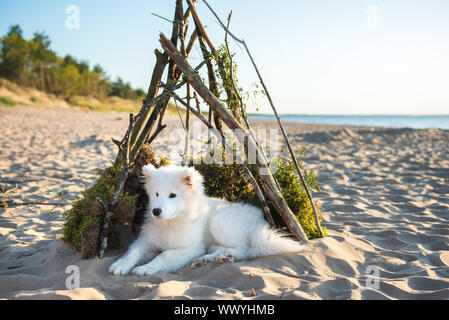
<box><xmin>248</xmin><ymin>114</ymin><xmax>449</xmax><ymax>130</ymax></box>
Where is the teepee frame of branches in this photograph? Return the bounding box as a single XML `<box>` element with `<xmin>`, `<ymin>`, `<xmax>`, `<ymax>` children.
<box><xmin>97</xmin><ymin>0</ymin><xmax>323</xmax><ymax>258</ymax></box>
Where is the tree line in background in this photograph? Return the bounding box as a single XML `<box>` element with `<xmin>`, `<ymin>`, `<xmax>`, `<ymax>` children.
<box><xmin>0</xmin><ymin>25</ymin><xmax>145</xmax><ymax>100</ymax></box>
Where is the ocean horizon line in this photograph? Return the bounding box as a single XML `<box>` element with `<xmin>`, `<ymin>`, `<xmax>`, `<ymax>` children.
<box><xmin>247</xmin><ymin>114</ymin><xmax>449</xmax><ymax>130</ymax></box>
<box><xmin>248</xmin><ymin>113</ymin><xmax>449</xmax><ymax>117</ymax></box>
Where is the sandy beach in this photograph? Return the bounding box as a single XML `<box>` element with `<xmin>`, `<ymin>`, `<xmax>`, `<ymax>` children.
<box><xmin>1</xmin><ymin>105</ymin><xmax>448</xmax><ymax>300</ymax></box>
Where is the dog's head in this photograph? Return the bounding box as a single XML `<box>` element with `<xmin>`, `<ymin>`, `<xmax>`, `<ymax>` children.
<box><xmin>141</xmin><ymin>164</ymin><xmax>204</xmax><ymax>221</ymax></box>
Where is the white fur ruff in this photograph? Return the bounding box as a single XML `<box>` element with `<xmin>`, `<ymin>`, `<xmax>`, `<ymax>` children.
<box><xmin>109</xmin><ymin>165</ymin><xmax>303</xmax><ymax>276</ymax></box>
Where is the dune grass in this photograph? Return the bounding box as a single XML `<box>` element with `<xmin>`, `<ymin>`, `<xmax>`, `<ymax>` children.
<box><xmin>0</xmin><ymin>96</ymin><xmax>18</xmax><ymax>107</ymax></box>
<box><xmin>0</xmin><ymin>77</ymin><xmax>188</xmax><ymax>115</ymax></box>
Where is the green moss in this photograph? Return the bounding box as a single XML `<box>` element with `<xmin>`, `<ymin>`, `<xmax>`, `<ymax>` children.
<box><xmin>63</xmin><ymin>146</ymin><xmax>165</xmax><ymax>258</ymax></box>
<box><xmin>158</xmin><ymin>156</ymin><xmax>169</xmax><ymax>168</ymax></box>
<box><xmin>30</xmin><ymin>96</ymin><xmax>44</xmax><ymax>103</ymax></box>
<box><xmin>194</xmin><ymin>147</ymin><xmax>326</xmax><ymax>240</ymax></box>
<box><xmin>195</xmin><ymin>162</ymin><xmax>257</xmax><ymax>205</ymax></box>
<box><xmin>273</xmin><ymin>147</ymin><xmax>326</xmax><ymax>239</ymax></box>
<box><xmin>72</xmin><ymin>215</ymin><xmax>102</xmax><ymax>250</ymax></box>
<box><xmin>212</xmin><ymin>45</ymin><xmax>242</xmax><ymax>121</ymax></box>
<box><xmin>0</xmin><ymin>96</ymin><xmax>18</xmax><ymax>107</ymax></box>
<box><xmin>62</xmin><ymin>164</ymin><xmax>138</xmax><ymax>258</ymax></box>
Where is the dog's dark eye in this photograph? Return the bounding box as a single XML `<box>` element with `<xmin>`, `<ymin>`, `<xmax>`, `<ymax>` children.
<box><xmin>169</xmin><ymin>193</ymin><xmax>177</xmax><ymax>198</ymax></box>
<box><xmin>156</xmin><ymin>192</ymin><xmax>159</xmax><ymax>197</ymax></box>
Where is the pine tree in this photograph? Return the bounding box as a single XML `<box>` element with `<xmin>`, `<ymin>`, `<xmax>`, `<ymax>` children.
<box><xmin>0</xmin><ymin>25</ymin><xmax>29</xmax><ymax>85</ymax></box>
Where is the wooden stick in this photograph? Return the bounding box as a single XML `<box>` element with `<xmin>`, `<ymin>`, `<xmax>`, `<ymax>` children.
<box><xmin>242</xmin><ymin>166</ymin><xmax>275</xmax><ymax>227</ymax></box>
<box><xmin>224</xmin><ymin>12</ymin><xmax>248</xmax><ymax>130</ymax></box>
<box><xmin>197</xmin><ymin>36</ymin><xmax>218</xmax><ymax>96</ymax></box>
<box><xmin>186</xmin><ymin>0</ymin><xmax>216</xmax><ymax>53</ymax></box>
<box><xmin>194</xmin><ymin>92</ymin><xmax>202</xmax><ymax>114</ymax></box>
<box><xmin>98</xmin><ymin>114</ymin><xmax>135</xmax><ymax>258</ymax></box>
<box><xmin>126</xmin><ymin>49</ymin><xmax>168</xmax><ymax>161</ymax></box>
<box><xmin>1</xmin><ymin>201</ymin><xmax>66</xmax><ymax>207</ymax></box>
<box><xmin>1</xmin><ymin>179</ymin><xmax>40</xmax><ymax>184</ymax></box>
<box><xmin>160</xmin><ymin>34</ymin><xmax>307</xmax><ymax>240</ymax></box>
<box><xmin>128</xmin><ymin>91</ymin><xmax>169</xmax><ymax>161</ymax></box>
<box><xmin>187</xmin><ymin>0</ymin><xmax>241</xmax><ymax>122</ymax></box>
<box><xmin>1</xmin><ymin>191</ymin><xmax>70</xmax><ymax>208</ymax></box>
<box><xmin>202</xmin><ymin>0</ymin><xmax>324</xmax><ymax>237</ymax></box>
<box><xmin>197</xmin><ymin>35</ymin><xmax>224</xmax><ymax>136</ymax></box>
<box><xmin>182</xmin><ymin>84</ymin><xmax>191</xmax><ymax>166</ymax></box>
<box><xmin>168</xmin><ymin>0</ymin><xmax>184</xmax><ymax>80</ymax></box>
<box><xmin>180</xmin><ymin>24</ymin><xmax>191</xmax><ymax>166</ymax></box>
<box><xmin>185</xmin><ymin>28</ymin><xmax>198</xmax><ymax>56</ymax></box>
<box><xmin>146</xmin><ymin>122</ymin><xmax>167</xmax><ymax>145</ymax></box>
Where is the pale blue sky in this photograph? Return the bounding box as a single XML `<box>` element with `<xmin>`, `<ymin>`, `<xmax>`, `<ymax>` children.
<box><xmin>1</xmin><ymin>0</ymin><xmax>448</xmax><ymax>115</ymax></box>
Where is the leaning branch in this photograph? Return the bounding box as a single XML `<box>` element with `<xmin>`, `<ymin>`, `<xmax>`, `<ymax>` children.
<box><xmin>187</xmin><ymin>0</ymin><xmax>240</xmax><ymax>123</ymax></box>
<box><xmin>98</xmin><ymin>114</ymin><xmax>135</xmax><ymax>258</ymax></box>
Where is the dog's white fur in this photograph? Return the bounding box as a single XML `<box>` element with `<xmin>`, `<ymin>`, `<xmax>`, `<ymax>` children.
<box><xmin>109</xmin><ymin>164</ymin><xmax>303</xmax><ymax>276</ymax></box>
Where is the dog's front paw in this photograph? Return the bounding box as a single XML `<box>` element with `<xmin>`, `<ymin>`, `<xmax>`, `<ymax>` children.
<box><xmin>191</xmin><ymin>256</ymin><xmax>212</xmax><ymax>269</ymax></box>
<box><xmin>109</xmin><ymin>257</ymin><xmax>134</xmax><ymax>276</ymax></box>
<box><xmin>216</xmin><ymin>250</ymin><xmax>236</xmax><ymax>264</ymax></box>
<box><xmin>131</xmin><ymin>265</ymin><xmax>158</xmax><ymax>277</ymax></box>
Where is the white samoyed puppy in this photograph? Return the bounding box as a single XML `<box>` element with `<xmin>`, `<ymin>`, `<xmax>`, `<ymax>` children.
<box><xmin>109</xmin><ymin>164</ymin><xmax>303</xmax><ymax>276</ymax></box>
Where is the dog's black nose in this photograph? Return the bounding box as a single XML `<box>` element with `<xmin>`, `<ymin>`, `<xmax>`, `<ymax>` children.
<box><xmin>152</xmin><ymin>208</ymin><xmax>162</xmax><ymax>217</ymax></box>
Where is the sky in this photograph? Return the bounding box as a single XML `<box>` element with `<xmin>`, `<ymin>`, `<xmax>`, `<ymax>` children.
<box><xmin>1</xmin><ymin>0</ymin><xmax>448</xmax><ymax>115</ymax></box>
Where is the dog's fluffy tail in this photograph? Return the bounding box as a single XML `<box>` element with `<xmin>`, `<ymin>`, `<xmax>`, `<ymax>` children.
<box><xmin>248</xmin><ymin>225</ymin><xmax>304</xmax><ymax>258</ymax></box>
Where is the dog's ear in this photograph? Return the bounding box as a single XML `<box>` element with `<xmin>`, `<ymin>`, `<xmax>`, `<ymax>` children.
<box><xmin>181</xmin><ymin>167</ymin><xmax>201</xmax><ymax>189</ymax></box>
<box><xmin>142</xmin><ymin>164</ymin><xmax>156</xmax><ymax>180</ymax></box>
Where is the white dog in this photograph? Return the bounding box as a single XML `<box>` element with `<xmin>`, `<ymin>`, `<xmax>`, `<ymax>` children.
<box><xmin>109</xmin><ymin>164</ymin><xmax>303</xmax><ymax>276</ymax></box>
